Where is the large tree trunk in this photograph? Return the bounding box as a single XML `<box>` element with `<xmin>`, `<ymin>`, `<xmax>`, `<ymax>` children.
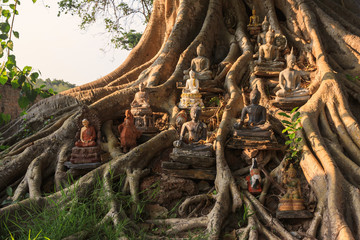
<box><xmin>1</xmin><ymin>0</ymin><xmax>360</xmax><ymax>239</ymax></box>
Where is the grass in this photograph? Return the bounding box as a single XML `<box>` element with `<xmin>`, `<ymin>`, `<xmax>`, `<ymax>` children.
<box><xmin>0</xmin><ymin>173</ymin><xmax>154</xmax><ymax>240</ymax></box>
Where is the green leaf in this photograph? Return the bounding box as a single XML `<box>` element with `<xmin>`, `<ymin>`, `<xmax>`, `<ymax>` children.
<box><xmin>30</xmin><ymin>72</ymin><xmax>39</xmax><ymax>83</ymax></box>
<box><xmin>39</xmin><ymin>84</ymin><xmax>46</xmax><ymax>88</ymax></box>
<box><xmin>292</xmin><ymin>112</ymin><xmax>300</xmax><ymax>122</ymax></box>
<box><xmin>289</xmin><ymin>133</ymin><xmax>296</xmax><ymax>140</ymax></box>
<box><xmin>13</xmin><ymin>31</ymin><xmax>19</xmax><ymax>38</ymax></box>
<box><xmin>1</xmin><ymin>9</ymin><xmax>10</xmax><ymax>19</ymax></box>
<box><xmin>0</xmin><ymin>33</ymin><xmax>8</xmax><ymax>40</ymax></box>
<box><xmin>0</xmin><ymin>71</ymin><xmax>7</xmax><ymax>85</ymax></box>
<box><xmin>26</xmin><ymin>89</ymin><xmax>38</xmax><ymax>102</ymax></box>
<box><xmin>3</xmin><ymin>0</ymin><xmax>9</xmax><ymax>3</ymax></box>
<box><xmin>9</xmin><ymin>4</ymin><xmax>16</xmax><ymax>11</ymax></box>
<box><xmin>11</xmin><ymin>77</ymin><xmax>19</xmax><ymax>88</ymax></box>
<box><xmin>296</xmin><ymin>137</ymin><xmax>303</xmax><ymax>142</ymax></box>
<box><xmin>6</xmin><ymin>186</ymin><xmax>12</xmax><ymax>197</ymax></box>
<box><xmin>32</xmin><ymin>0</ymin><xmax>37</xmax><ymax>3</ymax></box>
<box><xmin>285</xmin><ymin>140</ymin><xmax>292</xmax><ymax>145</ymax></box>
<box><xmin>278</xmin><ymin>112</ymin><xmax>290</xmax><ymax>118</ymax></box>
<box><xmin>281</xmin><ymin>120</ymin><xmax>292</xmax><ymax>125</ymax></box>
<box><xmin>0</xmin><ymin>22</ymin><xmax>10</xmax><ymax>34</ymax></box>
<box><xmin>18</xmin><ymin>96</ymin><xmax>30</xmax><ymax>109</ymax></box>
<box><xmin>290</xmin><ymin>107</ymin><xmax>299</xmax><ymax>114</ymax></box>
<box><xmin>22</xmin><ymin>66</ymin><xmax>32</xmax><ymax>75</ymax></box>
<box><xmin>6</xmin><ymin>40</ymin><xmax>13</xmax><ymax>50</ymax></box>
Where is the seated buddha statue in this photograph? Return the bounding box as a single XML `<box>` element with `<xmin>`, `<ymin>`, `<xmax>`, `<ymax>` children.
<box><xmin>254</xmin><ymin>28</ymin><xmax>284</xmax><ymax>77</ymax></box>
<box><xmin>183</xmin><ymin>43</ymin><xmax>213</xmax><ymax>82</ymax></box>
<box><xmin>234</xmin><ymin>86</ymin><xmax>271</xmax><ymax>132</ymax></box>
<box><xmin>278</xmin><ymin>164</ymin><xmax>305</xmax><ymax>211</ymax></box>
<box><xmin>131</xmin><ymin>82</ymin><xmax>150</xmax><ymax>108</ymax></box>
<box><xmin>70</xmin><ymin>117</ymin><xmax>101</xmax><ymax>164</ymax></box>
<box><xmin>248</xmin><ymin>7</ymin><xmax>260</xmax><ymax>27</ymax></box>
<box><xmin>178</xmin><ymin>70</ymin><xmax>204</xmax><ymax>109</ymax></box>
<box><xmin>130</xmin><ymin>83</ymin><xmax>157</xmax><ymax>133</ymax></box>
<box><xmin>75</xmin><ymin>119</ymin><xmax>97</xmax><ymax>147</ymax></box>
<box><xmin>275</xmin><ymin>48</ymin><xmax>310</xmax><ymax>102</ymax></box>
<box><xmin>173</xmin><ymin>105</ymin><xmax>210</xmax><ymax>151</ymax></box>
<box><xmin>257</xmin><ymin>16</ymin><xmax>270</xmax><ymax>47</ymax></box>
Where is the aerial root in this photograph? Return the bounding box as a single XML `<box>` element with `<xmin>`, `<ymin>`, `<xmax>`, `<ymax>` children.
<box><xmin>178</xmin><ymin>194</ymin><xmax>213</xmax><ymax>217</ymax></box>
<box><xmin>147</xmin><ymin>217</ymin><xmax>208</xmax><ymax>235</ymax></box>
<box><xmin>236</xmin><ymin>194</ymin><xmax>280</xmax><ymax>240</ymax></box>
<box><xmin>125</xmin><ymin>168</ymin><xmax>150</xmax><ymax>214</ymax></box>
<box><xmin>244</xmin><ymin>191</ymin><xmax>297</xmax><ymax>240</ymax></box>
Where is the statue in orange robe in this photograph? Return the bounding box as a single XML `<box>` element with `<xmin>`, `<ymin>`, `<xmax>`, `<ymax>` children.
<box><xmin>118</xmin><ymin>110</ymin><xmax>142</xmax><ymax>152</ymax></box>
<box><xmin>75</xmin><ymin>119</ymin><xmax>97</xmax><ymax>147</ymax></box>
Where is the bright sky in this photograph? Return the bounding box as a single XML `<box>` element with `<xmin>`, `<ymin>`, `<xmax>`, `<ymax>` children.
<box><xmin>13</xmin><ymin>1</ymin><xmax>142</xmax><ymax>86</ymax></box>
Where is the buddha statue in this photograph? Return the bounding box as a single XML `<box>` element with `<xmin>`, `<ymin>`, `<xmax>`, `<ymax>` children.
<box><xmin>275</xmin><ymin>48</ymin><xmax>310</xmax><ymax>102</ymax></box>
<box><xmin>178</xmin><ymin>70</ymin><xmax>204</xmax><ymax>109</ymax></box>
<box><xmin>183</xmin><ymin>43</ymin><xmax>213</xmax><ymax>82</ymax></box>
<box><xmin>130</xmin><ymin>83</ymin><xmax>157</xmax><ymax>133</ymax></box>
<box><xmin>248</xmin><ymin>7</ymin><xmax>260</xmax><ymax>27</ymax></box>
<box><xmin>131</xmin><ymin>82</ymin><xmax>150</xmax><ymax>108</ymax></box>
<box><xmin>256</xmin><ymin>28</ymin><xmax>284</xmax><ymax>67</ymax></box>
<box><xmin>278</xmin><ymin>163</ymin><xmax>305</xmax><ymax>211</ymax></box>
<box><xmin>118</xmin><ymin>110</ymin><xmax>142</xmax><ymax>153</ymax></box>
<box><xmin>173</xmin><ymin>105</ymin><xmax>210</xmax><ymax>151</ymax></box>
<box><xmin>234</xmin><ymin>86</ymin><xmax>270</xmax><ymax>132</ymax></box>
<box><xmin>75</xmin><ymin>119</ymin><xmax>97</xmax><ymax>147</ymax></box>
<box><xmin>257</xmin><ymin>16</ymin><xmax>270</xmax><ymax>47</ymax></box>
<box><xmin>70</xmin><ymin>115</ymin><xmax>101</xmax><ymax>164</ymax></box>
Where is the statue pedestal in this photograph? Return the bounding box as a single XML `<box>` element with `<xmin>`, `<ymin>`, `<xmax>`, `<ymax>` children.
<box><xmin>272</xmin><ymin>95</ymin><xmax>310</xmax><ymax>110</ymax></box>
<box><xmin>254</xmin><ymin>65</ymin><xmax>284</xmax><ymax>77</ymax></box>
<box><xmin>247</xmin><ymin>25</ymin><xmax>261</xmax><ymax>36</ymax></box>
<box><xmin>131</xmin><ymin>107</ymin><xmax>158</xmax><ymax>133</ymax></box>
<box><xmin>178</xmin><ymin>92</ymin><xmax>204</xmax><ymax>109</ymax></box>
<box><xmin>64</xmin><ymin>161</ymin><xmax>102</xmax><ymax>170</ymax></box>
<box><xmin>227</xmin><ymin>129</ymin><xmax>281</xmax><ymax>150</ymax></box>
<box><xmin>162</xmin><ymin>145</ymin><xmax>215</xmax><ymax>180</ymax></box>
<box><xmin>70</xmin><ymin>146</ymin><xmax>101</xmax><ymax>164</ymax></box>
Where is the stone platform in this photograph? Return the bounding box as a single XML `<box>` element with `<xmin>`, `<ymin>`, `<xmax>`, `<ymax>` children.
<box><xmin>276</xmin><ymin>210</ymin><xmax>313</xmax><ymax>219</ymax></box>
<box><xmin>227</xmin><ymin>129</ymin><xmax>282</xmax><ymax>150</ymax></box>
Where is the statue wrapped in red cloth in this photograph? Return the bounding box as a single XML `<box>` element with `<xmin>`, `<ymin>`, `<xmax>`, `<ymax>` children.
<box><xmin>118</xmin><ymin>110</ymin><xmax>142</xmax><ymax>152</ymax></box>
<box><xmin>75</xmin><ymin>119</ymin><xmax>97</xmax><ymax>147</ymax></box>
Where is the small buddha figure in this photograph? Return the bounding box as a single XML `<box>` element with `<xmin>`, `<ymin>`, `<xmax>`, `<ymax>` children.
<box><xmin>256</xmin><ymin>28</ymin><xmax>284</xmax><ymax>68</ymax></box>
<box><xmin>75</xmin><ymin>119</ymin><xmax>97</xmax><ymax>147</ymax></box>
<box><xmin>118</xmin><ymin>110</ymin><xmax>142</xmax><ymax>153</ymax></box>
<box><xmin>184</xmin><ymin>43</ymin><xmax>213</xmax><ymax>82</ymax></box>
<box><xmin>257</xmin><ymin>16</ymin><xmax>270</xmax><ymax>47</ymax></box>
<box><xmin>278</xmin><ymin>163</ymin><xmax>305</xmax><ymax>211</ymax></box>
<box><xmin>185</xmin><ymin>70</ymin><xmax>200</xmax><ymax>94</ymax></box>
<box><xmin>234</xmin><ymin>86</ymin><xmax>270</xmax><ymax>131</ymax></box>
<box><xmin>275</xmin><ymin>48</ymin><xmax>310</xmax><ymax>101</ymax></box>
<box><xmin>178</xmin><ymin>70</ymin><xmax>204</xmax><ymax>109</ymax></box>
<box><xmin>131</xmin><ymin>83</ymin><xmax>150</xmax><ymax>108</ymax></box>
<box><xmin>173</xmin><ymin>105</ymin><xmax>209</xmax><ymax>150</ymax></box>
<box><xmin>248</xmin><ymin>7</ymin><xmax>260</xmax><ymax>27</ymax></box>
<box><xmin>246</xmin><ymin>158</ymin><xmax>262</xmax><ymax>194</ymax></box>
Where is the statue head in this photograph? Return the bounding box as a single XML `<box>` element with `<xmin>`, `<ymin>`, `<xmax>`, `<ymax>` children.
<box><xmin>286</xmin><ymin>47</ymin><xmax>296</xmax><ymax>69</ymax></box>
<box><xmin>252</xmin><ymin>7</ymin><xmax>256</xmax><ymax>16</ymax></box>
<box><xmin>287</xmin><ymin>163</ymin><xmax>297</xmax><ymax>178</ymax></box>
<box><xmin>82</xmin><ymin>118</ymin><xmax>90</xmax><ymax>127</ymax></box>
<box><xmin>249</xmin><ymin>86</ymin><xmax>261</xmax><ymax>105</ymax></box>
<box><xmin>139</xmin><ymin>82</ymin><xmax>146</xmax><ymax>92</ymax></box>
<box><xmin>197</xmin><ymin>43</ymin><xmax>206</xmax><ymax>57</ymax></box>
<box><xmin>190</xmin><ymin>104</ymin><xmax>202</xmax><ymax>121</ymax></box>
<box><xmin>265</xmin><ymin>27</ymin><xmax>275</xmax><ymax>44</ymax></box>
<box><xmin>189</xmin><ymin>70</ymin><xmax>196</xmax><ymax>80</ymax></box>
<box><xmin>262</xmin><ymin>16</ymin><xmax>269</xmax><ymax>31</ymax></box>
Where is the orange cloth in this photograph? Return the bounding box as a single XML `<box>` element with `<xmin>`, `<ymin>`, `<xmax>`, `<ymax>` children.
<box><xmin>118</xmin><ymin>112</ymin><xmax>141</xmax><ymax>148</ymax></box>
<box><xmin>75</xmin><ymin>126</ymin><xmax>97</xmax><ymax>147</ymax></box>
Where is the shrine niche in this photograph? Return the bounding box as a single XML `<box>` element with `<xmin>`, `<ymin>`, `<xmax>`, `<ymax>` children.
<box><xmin>65</xmin><ymin>106</ymin><xmax>102</xmax><ymax>169</ymax></box>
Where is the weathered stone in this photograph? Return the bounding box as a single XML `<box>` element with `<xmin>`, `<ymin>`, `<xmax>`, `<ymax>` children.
<box><xmin>161</xmin><ymin>161</ymin><xmax>189</xmax><ymax>170</ymax></box>
<box><xmin>163</xmin><ymin>168</ymin><xmax>216</xmax><ymax>180</ymax></box>
<box><xmin>64</xmin><ymin>161</ymin><xmax>102</xmax><ymax>170</ymax></box>
<box><xmin>145</xmin><ymin>204</ymin><xmax>169</xmax><ymax>219</ymax></box>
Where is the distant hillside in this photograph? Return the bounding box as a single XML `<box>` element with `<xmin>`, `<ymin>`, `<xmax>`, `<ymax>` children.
<box><xmin>34</xmin><ymin>78</ymin><xmax>76</xmax><ymax>93</ymax></box>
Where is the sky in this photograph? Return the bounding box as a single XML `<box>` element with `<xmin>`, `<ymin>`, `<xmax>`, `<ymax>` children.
<box><xmin>13</xmin><ymin>1</ymin><xmax>143</xmax><ymax>86</ymax></box>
